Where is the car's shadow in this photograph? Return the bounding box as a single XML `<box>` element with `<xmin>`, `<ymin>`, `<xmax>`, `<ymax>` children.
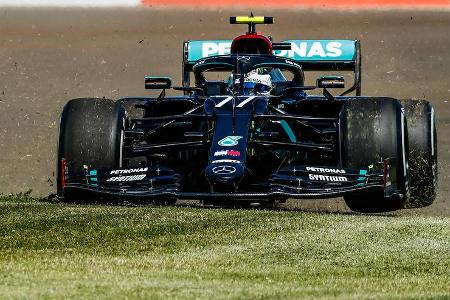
<box><xmin>175</xmin><ymin>200</ymin><xmax>400</xmax><ymax>217</ymax></box>
<box><xmin>47</xmin><ymin>193</ymin><xmax>399</xmax><ymax>217</ymax></box>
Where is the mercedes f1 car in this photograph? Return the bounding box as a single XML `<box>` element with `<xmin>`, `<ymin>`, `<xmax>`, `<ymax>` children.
<box><xmin>56</xmin><ymin>16</ymin><xmax>437</xmax><ymax>212</ymax></box>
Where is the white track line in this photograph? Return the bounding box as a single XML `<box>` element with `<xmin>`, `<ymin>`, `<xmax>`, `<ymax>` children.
<box><xmin>0</xmin><ymin>0</ymin><xmax>140</xmax><ymax>7</ymax></box>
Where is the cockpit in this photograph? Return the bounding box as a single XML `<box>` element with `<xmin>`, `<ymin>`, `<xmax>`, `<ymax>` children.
<box><xmin>192</xmin><ymin>54</ymin><xmax>305</xmax><ymax>97</ymax></box>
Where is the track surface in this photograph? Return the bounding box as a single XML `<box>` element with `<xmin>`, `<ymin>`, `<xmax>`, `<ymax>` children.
<box><xmin>0</xmin><ymin>8</ymin><xmax>449</xmax><ymax>215</ymax></box>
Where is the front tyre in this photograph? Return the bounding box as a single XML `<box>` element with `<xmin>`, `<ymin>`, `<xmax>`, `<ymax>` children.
<box><xmin>340</xmin><ymin>98</ymin><xmax>409</xmax><ymax>213</ymax></box>
<box><xmin>57</xmin><ymin>98</ymin><xmax>125</xmax><ymax>199</ymax></box>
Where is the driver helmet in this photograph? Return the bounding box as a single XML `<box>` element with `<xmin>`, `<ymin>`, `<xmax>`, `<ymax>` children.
<box><xmin>243</xmin><ymin>69</ymin><xmax>272</xmax><ymax>95</ymax></box>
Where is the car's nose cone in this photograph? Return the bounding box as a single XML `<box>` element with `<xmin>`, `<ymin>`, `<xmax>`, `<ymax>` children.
<box><xmin>206</xmin><ymin>162</ymin><xmax>245</xmax><ymax>189</ymax></box>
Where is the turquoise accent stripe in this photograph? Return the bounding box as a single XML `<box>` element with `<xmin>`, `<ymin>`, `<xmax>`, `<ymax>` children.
<box><xmin>279</xmin><ymin>120</ymin><xmax>296</xmax><ymax>143</ymax></box>
<box><xmin>89</xmin><ymin>170</ymin><xmax>98</xmax><ymax>186</ymax></box>
<box><xmin>357</xmin><ymin>169</ymin><xmax>367</xmax><ymax>182</ymax></box>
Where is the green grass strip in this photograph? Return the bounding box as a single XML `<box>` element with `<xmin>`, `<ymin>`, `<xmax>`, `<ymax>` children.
<box><xmin>0</xmin><ymin>197</ymin><xmax>449</xmax><ymax>299</ymax></box>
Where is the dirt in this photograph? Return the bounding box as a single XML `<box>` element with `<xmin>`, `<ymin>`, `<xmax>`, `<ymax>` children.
<box><xmin>0</xmin><ymin>8</ymin><xmax>449</xmax><ymax>215</ymax></box>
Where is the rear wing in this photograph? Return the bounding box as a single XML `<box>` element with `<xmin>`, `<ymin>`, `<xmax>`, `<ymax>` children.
<box><xmin>182</xmin><ymin>39</ymin><xmax>361</xmax><ymax>96</ymax></box>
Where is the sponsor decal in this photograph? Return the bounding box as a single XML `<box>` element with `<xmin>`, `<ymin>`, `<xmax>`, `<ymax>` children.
<box><xmin>110</xmin><ymin>167</ymin><xmax>148</xmax><ymax>175</ymax></box>
<box><xmin>107</xmin><ymin>174</ymin><xmax>146</xmax><ymax>182</ymax></box>
<box><xmin>88</xmin><ymin>169</ymin><xmax>98</xmax><ymax>187</ymax></box>
<box><xmin>212</xmin><ymin>165</ymin><xmax>236</xmax><ymax>175</ymax></box>
<box><xmin>284</xmin><ymin>59</ymin><xmax>300</xmax><ymax>68</ymax></box>
<box><xmin>276</xmin><ymin>41</ymin><xmax>343</xmax><ymax>59</ymax></box>
<box><xmin>214</xmin><ymin>150</ymin><xmax>241</xmax><ymax>157</ymax></box>
<box><xmin>211</xmin><ymin>159</ymin><xmax>241</xmax><ymax>164</ymax></box>
<box><xmin>306</xmin><ymin>166</ymin><xmax>346</xmax><ymax>174</ymax></box>
<box><xmin>215</xmin><ymin>96</ymin><xmax>233</xmax><ymax>108</ymax></box>
<box><xmin>215</xmin><ymin>96</ymin><xmax>257</xmax><ymax>108</ymax></box>
<box><xmin>236</xmin><ymin>96</ymin><xmax>256</xmax><ymax>108</ymax></box>
<box><xmin>308</xmin><ymin>174</ymin><xmax>347</xmax><ymax>182</ymax></box>
<box><xmin>214</xmin><ymin>150</ymin><xmax>227</xmax><ymax>156</ymax></box>
<box><xmin>237</xmin><ymin>56</ymin><xmax>251</xmax><ymax>62</ymax></box>
<box><xmin>188</xmin><ymin>40</ymin><xmax>355</xmax><ymax>62</ymax></box>
<box><xmin>201</xmin><ymin>41</ymin><xmax>231</xmax><ymax>57</ymax></box>
<box><xmin>218</xmin><ymin>136</ymin><xmax>243</xmax><ymax>147</ymax></box>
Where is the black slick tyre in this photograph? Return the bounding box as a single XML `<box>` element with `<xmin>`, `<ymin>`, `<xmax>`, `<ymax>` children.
<box><xmin>340</xmin><ymin>98</ymin><xmax>409</xmax><ymax>213</ymax></box>
<box><xmin>57</xmin><ymin>98</ymin><xmax>125</xmax><ymax>200</ymax></box>
<box><xmin>400</xmin><ymin>99</ymin><xmax>437</xmax><ymax>208</ymax></box>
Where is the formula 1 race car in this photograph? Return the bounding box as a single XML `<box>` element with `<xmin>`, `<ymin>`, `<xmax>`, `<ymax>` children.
<box><xmin>56</xmin><ymin>16</ymin><xmax>437</xmax><ymax>212</ymax></box>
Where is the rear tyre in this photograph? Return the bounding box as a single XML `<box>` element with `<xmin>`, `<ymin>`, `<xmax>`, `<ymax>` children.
<box><xmin>340</xmin><ymin>98</ymin><xmax>409</xmax><ymax>213</ymax></box>
<box><xmin>400</xmin><ymin>99</ymin><xmax>437</xmax><ymax>208</ymax></box>
<box><xmin>57</xmin><ymin>98</ymin><xmax>125</xmax><ymax>200</ymax></box>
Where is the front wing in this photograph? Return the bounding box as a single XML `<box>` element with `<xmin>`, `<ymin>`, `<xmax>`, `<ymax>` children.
<box><xmin>61</xmin><ymin>164</ymin><xmax>390</xmax><ymax>201</ymax></box>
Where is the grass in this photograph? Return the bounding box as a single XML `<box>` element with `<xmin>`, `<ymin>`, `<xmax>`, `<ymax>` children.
<box><xmin>0</xmin><ymin>196</ymin><xmax>449</xmax><ymax>299</ymax></box>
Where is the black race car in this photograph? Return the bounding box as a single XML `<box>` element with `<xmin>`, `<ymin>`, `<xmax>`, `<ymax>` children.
<box><xmin>56</xmin><ymin>16</ymin><xmax>437</xmax><ymax>212</ymax></box>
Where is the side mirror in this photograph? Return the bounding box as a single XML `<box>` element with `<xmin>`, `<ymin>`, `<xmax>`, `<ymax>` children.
<box><xmin>316</xmin><ymin>76</ymin><xmax>345</xmax><ymax>89</ymax></box>
<box><xmin>145</xmin><ymin>76</ymin><xmax>172</xmax><ymax>89</ymax></box>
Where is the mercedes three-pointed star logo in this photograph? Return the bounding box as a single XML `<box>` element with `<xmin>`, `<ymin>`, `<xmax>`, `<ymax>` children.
<box><xmin>212</xmin><ymin>165</ymin><xmax>237</xmax><ymax>175</ymax></box>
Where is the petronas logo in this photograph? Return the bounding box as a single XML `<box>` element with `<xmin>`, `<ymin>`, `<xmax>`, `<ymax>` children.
<box><xmin>218</xmin><ymin>136</ymin><xmax>243</xmax><ymax>147</ymax></box>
